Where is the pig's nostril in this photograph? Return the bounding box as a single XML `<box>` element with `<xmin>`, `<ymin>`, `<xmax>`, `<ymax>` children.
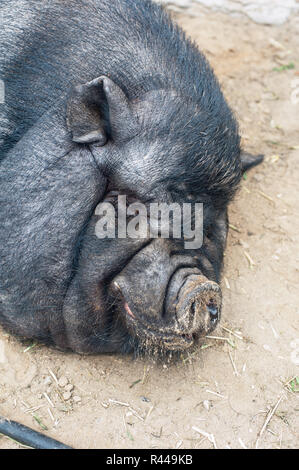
<box><xmin>207</xmin><ymin>302</ymin><xmax>218</xmax><ymax>323</ymax></box>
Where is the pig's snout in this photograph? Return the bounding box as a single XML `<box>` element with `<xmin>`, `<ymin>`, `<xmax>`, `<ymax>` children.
<box><xmin>111</xmin><ymin>251</ymin><xmax>222</xmax><ymax>351</ymax></box>
<box><xmin>174</xmin><ymin>275</ymin><xmax>222</xmax><ymax>335</ymax></box>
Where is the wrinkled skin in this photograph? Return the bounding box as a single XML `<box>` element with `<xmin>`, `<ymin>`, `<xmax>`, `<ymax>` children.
<box><xmin>0</xmin><ymin>0</ymin><xmax>263</xmax><ymax>354</ymax></box>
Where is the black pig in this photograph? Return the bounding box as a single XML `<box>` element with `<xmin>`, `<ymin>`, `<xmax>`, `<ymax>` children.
<box><xmin>0</xmin><ymin>0</ymin><xmax>263</xmax><ymax>354</ymax></box>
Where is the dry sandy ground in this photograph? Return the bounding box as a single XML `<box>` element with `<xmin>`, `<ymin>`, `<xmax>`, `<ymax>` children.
<box><xmin>0</xmin><ymin>7</ymin><xmax>298</xmax><ymax>450</ymax></box>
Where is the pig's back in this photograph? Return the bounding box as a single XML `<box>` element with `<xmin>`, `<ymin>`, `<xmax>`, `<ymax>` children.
<box><xmin>0</xmin><ymin>0</ymin><xmax>218</xmax><ymax>157</ymax></box>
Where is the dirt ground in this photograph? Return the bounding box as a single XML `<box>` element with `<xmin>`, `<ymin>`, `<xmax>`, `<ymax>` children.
<box><xmin>0</xmin><ymin>7</ymin><xmax>298</xmax><ymax>450</ymax></box>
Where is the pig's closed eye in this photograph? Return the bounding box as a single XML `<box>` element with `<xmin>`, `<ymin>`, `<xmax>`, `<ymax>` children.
<box><xmin>169</xmin><ymin>187</ymin><xmax>199</xmax><ymax>204</ymax></box>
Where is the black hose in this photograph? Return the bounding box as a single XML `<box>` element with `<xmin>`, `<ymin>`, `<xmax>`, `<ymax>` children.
<box><xmin>0</xmin><ymin>416</ymin><xmax>72</xmax><ymax>449</ymax></box>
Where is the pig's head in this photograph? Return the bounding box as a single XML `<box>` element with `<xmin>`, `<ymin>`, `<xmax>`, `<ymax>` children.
<box><xmin>61</xmin><ymin>76</ymin><xmax>242</xmax><ymax>354</ymax></box>
<box><xmin>0</xmin><ymin>75</ymin><xmax>243</xmax><ymax>356</ymax></box>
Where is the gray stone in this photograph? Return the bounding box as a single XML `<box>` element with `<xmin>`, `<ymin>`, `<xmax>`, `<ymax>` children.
<box><xmin>156</xmin><ymin>0</ymin><xmax>299</xmax><ymax>25</ymax></box>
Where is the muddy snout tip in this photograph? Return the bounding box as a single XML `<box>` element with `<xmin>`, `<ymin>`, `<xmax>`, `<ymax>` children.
<box><xmin>176</xmin><ymin>276</ymin><xmax>222</xmax><ymax>333</ymax></box>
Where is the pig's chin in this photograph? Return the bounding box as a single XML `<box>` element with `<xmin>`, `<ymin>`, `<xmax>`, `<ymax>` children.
<box><xmin>125</xmin><ymin>313</ymin><xmax>197</xmax><ymax>352</ymax></box>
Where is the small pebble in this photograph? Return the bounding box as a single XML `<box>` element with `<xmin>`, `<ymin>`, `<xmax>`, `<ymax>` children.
<box><xmin>44</xmin><ymin>376</ymin><xmax>52</xmax><ymax>386</ymax></box>
<box><xmin>253</xmin><ymin>174</ymin><xmax>264</xmax><ymax>183</ymax></box>
<box><xmin>203</xmin><ymin>400</ymin><xmax>210</xmax><ymax>411</ymax></box>
<box><xmin>65</xmin><ymin>383</ymin><xmax>74</xmax><ymax>392</ymax></box>
<box><xmin>58</xmin><ymin>376</ymin><xmax>68</xmax><ymax>388</ymax></box>
<box><xmin>63</xmin><ymin>391</ymin><xmax>72</xmax><ymax>400</ymax></box>
<box><xmin>73</xmin><ymin>395</ymin><xmax>81</xmax><ymax>403</ymax></box>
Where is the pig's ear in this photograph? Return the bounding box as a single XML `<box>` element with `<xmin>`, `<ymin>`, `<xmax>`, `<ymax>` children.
<box><xmin>66</xmin><ymin>78</ymin><xmax>108</xmax><ymax>145</ymax></box>
<box><xmin>240</xmin><ymin>151</ymin><xmax>264</xmax><ymax>172</ymax></box>
<box><xmin>66</xmin><ymin>76</ymin><xmax>136</xmax><ymax>145</ymax></box>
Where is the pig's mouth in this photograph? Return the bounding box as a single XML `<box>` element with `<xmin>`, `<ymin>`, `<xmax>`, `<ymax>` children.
<box><xmin>123</xmin><ymin>304</ymin><xmax>196</xmax><ymax>350</ymax></box>
<box><xmin>121</xmin><ymin>297</ymin><xmax>196</xmax><ymax>350</ymax></box>
<box><xmin>111</xmin><ymin>275</ymin><xmax>222</xmax><ymax>352</ymax></box>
